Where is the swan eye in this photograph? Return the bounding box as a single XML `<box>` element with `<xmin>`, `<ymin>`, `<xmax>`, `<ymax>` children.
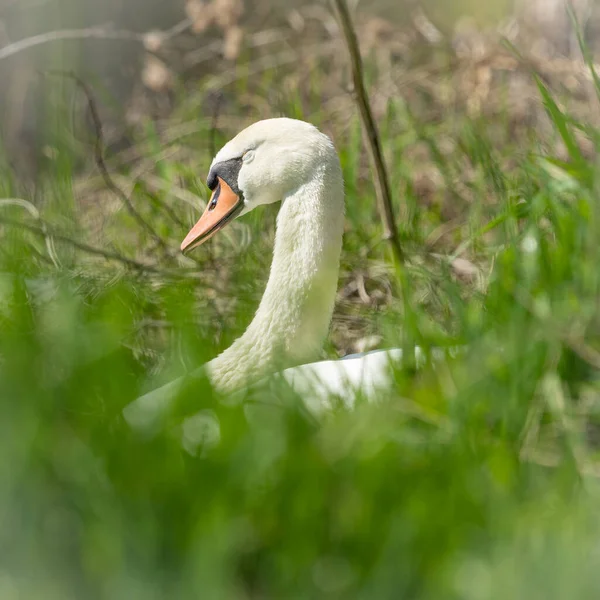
<box><xmin>242</xmin><ymin>150</ymin><xmax>255</xmax><ymax>163</ymax></box>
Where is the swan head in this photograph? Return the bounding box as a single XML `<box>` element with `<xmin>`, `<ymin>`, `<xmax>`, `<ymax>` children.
<box><xmin>181</xmin><ymin>117</ymin><xmax>339</xmax><ymax>253</ymax></box>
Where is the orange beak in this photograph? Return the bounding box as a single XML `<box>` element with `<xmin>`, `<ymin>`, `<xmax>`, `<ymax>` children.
<box><xmin>180</xmin><ymin>177</ymin><xmax>243</xmax><ymax>253</ymax></box>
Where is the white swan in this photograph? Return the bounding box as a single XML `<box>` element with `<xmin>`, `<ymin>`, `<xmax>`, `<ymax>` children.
<box><xmin>187</xmin><ymin>117</ymin><xmax>346</xmax><ymax>394</ymax></box>
<box><xmin>125</xmin><ymin>118</ymin><xmax>430</xmax><ymax>429</ymax></box>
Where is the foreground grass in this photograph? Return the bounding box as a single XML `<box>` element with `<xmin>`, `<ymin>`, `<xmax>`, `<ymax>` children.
<box><xmin>2</xmin><ymin>59</ymin><xmax>600</xmax><ymax>598</ymax></box>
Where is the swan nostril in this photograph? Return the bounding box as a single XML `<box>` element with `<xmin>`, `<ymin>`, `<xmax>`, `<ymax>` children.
<box><xmin>208</xmin><ymin>183</ymin><xmax>222</xmax><ymax>211</ymax></box>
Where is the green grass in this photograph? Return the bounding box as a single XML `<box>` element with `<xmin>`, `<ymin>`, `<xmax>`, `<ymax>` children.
<box><xmin>2</xmin><ymin>52</ymin><xmax>600</xmax><ymax>598</ymax></box>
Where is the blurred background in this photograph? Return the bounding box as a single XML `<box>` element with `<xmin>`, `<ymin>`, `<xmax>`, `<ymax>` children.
<box><xmin>0</xmin><ymin>0</ymin><xmax>598</xmax><ymax>183</ymax></box>
<box><xmin>2</xmin><ymin>1</ymin><xmax>600</xmax><ymax>598</ymax></box>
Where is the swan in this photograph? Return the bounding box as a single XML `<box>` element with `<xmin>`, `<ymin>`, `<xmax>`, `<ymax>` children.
<box><xmin>125</xmin><ymin>117</ymin><xmax>435</xmax><ymax>430</ymax></box>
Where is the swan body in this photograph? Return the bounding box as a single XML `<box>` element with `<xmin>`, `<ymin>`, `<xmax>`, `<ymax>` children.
<box><xmin>271</xmin><ymin>348</ymin><xmax>406</xmax><ymax>414</ymax></box>
<box><xmin>124</xmin><ymin>348</ymin><xmax>406</xmax><ymax>432</ymax></box>
<box><xmin>125</xmin><ymin>118</ymin><xmax>414</xmax><ymax>430</ymax></box>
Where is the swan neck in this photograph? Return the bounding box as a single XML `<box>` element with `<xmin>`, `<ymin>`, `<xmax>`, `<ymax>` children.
<box><xmin>206</xmin><ymin>163</ymin><xmax>344</xmax><ymax>393</ymax></box>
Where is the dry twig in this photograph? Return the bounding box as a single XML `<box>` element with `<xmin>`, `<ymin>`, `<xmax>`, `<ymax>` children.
<box><xmin>0</xmin><ymin>19</ymin><xmax>192</xmax><ymax>63</ymax></box>
<box><xmin>46</xmin><ymin>70</ymin><xmax>174</xmax><ymax>258</ymax></box>
<box><xmin>0</xmin><ymin>215</ymin><xmax>167</xmax><ymax>274</ymax></box>
<box><xmin>331</xmin><ymin>0</ymin><xmax>404</xmax><ymax>266</ymax></box>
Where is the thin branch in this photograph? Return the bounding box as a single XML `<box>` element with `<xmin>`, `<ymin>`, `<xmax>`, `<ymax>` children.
<box><xmin>0</xmin><ymin>215</ymin><xmax>174</xmax><ymax>275</ymax></box>
<box><xmin>0</xmin><ymin>19</ymin><xmax>192</xmax><ymax>63</ymax></box>
<box><xmin>331</xmin><ymin>0</ymin><xmax>404</xmax><ymax>266</ymax></box>
<box><xmin>182</xmin><ymin>28</ymin><xmax>287</xmax><ymax>71</ymax></box>
<box><xmin>199</xmin><ymin>42</ymin><xmax>336</xmax><ymax>95</ymax></box>
<box><xmin>162</xmin><ymin>18</ymin><xmax>194</xmax><ymax>39</ymax></box>
<box><xmin>46</xmin><ymin>70</ymin><xmax>173</xmax><ymax>257</ymax></box>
